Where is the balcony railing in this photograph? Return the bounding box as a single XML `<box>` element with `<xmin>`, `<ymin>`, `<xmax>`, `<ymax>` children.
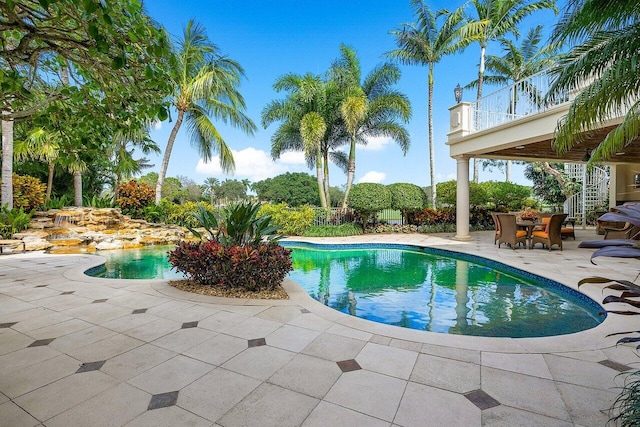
<box><xmin>470</xmin><ymin>68</ymin><xmax>580</xmax><ymax>132</ymax></box>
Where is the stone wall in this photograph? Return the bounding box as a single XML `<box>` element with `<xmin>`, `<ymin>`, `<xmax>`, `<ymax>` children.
<box><xmin>14</xmin><ymin>208</ymin><xmax>187</xmax><ymax>252</ymax></box>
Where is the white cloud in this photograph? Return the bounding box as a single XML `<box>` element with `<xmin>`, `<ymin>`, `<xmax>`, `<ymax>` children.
<box><xmin>152</xmin><ymin>120</ymin><xmax>162</xmax><ymax>130</ymax></box>
<box><xmin>360</xmin><ymin>136</ymin><xmax>393</xmax><ymax>151</ymax></box>
<box><xmin>278</xmin><ymin>151</ymin><xmax>306</xmax><ymax>165</ymax></box>
<box><xmin>436</xmin><ymin>172</ymin><xmax>457</xmax><ymax>182</ymax></box>
<box><xmin>195</xmin><ymin>147</ymin><xmax>307</xmax><ymax>182</ymax></box>
<box><xmin>358</xmin><ymin>171</ymin><xmax>386</xmax><ymax>184</ymax></box>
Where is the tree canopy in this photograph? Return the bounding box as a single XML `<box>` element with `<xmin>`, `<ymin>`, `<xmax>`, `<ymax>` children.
<box><xmin>253</xmin><ymin>172</ymin><xmax>320</xmax><ymax>207</ymax></box>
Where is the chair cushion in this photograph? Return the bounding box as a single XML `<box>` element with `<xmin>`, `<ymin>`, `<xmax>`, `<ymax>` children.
<box><xmin>515</xmin><ymin>230</ymin><xmax>527</xmax><ymax>238</ymax></box>
<box><xmin>532</xmin><ymin>230</ymin><xmax>548</xmax><ymax>238</ymax></box>
<box><xmin>561</xmin><ymin>228</ymin><xmax>574</xmax><ymax>234</ymax></box>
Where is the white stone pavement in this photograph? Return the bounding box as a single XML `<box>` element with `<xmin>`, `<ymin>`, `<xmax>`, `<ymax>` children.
<box><xmin>0</xmin><ymin>229</ymin><xmax>639</xmax><ymax>426</ymax></box>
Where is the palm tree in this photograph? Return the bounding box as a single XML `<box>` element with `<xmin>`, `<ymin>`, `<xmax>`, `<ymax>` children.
<box><xmin>204</xmin><ymin>177</ymin><xmax>220</xmax><ymax>205</ymax></box>
<box><xmin>549</xmin><ymin>0</ymin><xmax>640</xmax><ymax>162</ymax></box>
<box><xmin>466</xmin><ymin>25</ymin><xmax>560</xmax><ymax>181</ymax></box>
<box><xmin>1</xmin><ymin>110</ymin><xmax>14</xmax><ymax>209</ymax></box>
<box><xmin>14</xmin><ymin>127</ymin><xmax>61</xmax><ymax>200</ymax></box>
<box><xmin>263</xmin><ymin>73</ymin><xmax>345</xmax><ymax>209</ymax></box>
<box><xmin>331</xmin><ymin>45</ymin><xmax>411</xmax><ymax>208</ymax></box>
<box><xmin>110</xmin><ymin>124</ymin><xmax>160</xmax><ymax>195</ymax></box>
<box><xmin>465</xmin><ymin>0</ymin><xmax>557</xmax><ymax>182</ymax></box>
<box><xmin>388</xmin><ymin>1</ymin><xmax>482</xmax><ymax>207</ymax></box>
<box><xmin>155</xmin><ymin>20</ymin><xmax>256</xmax><ymax>204</ymax></box>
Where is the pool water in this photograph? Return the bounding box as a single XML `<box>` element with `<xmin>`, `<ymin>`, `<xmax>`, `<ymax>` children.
<box><xmin>86</xmin><ymin>243</ymin><xmax>604</xmax><ymax>338</ymax></box>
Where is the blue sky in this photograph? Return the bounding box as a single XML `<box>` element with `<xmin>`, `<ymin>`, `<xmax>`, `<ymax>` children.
<box><xmin>143</xmin><ymin>0</ymin><xmax>560</xmax><ymax>188</ymax></box>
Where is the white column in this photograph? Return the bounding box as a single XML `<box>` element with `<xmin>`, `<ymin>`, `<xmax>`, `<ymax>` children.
<box><xmin>454</xmin><ymin>156</ymin><xmax>473</xmax><ymax>241</ymax></box>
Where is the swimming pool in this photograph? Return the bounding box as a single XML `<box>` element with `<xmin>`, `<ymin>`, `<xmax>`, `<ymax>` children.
<box><xmin>86</xmin><ymin>242</ymin><xmax>604</xmax><ymax>338</ymax></box>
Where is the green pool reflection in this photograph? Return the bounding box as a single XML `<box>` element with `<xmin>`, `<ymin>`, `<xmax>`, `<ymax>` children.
<box><xmin>287</xmin><ymin>246</ymin><xmax>603</xmax><ymax>338</ymax></box>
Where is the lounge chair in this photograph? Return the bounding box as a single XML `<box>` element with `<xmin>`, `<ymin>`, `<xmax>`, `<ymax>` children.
<box><xmin>531</xmin><ymin>213</ymin><xmax>567</xmax><ymax>251</ymax></box>
<box><xmin>496</xmin><ymin>214</ymin><xmax>527</xmax><ymax>249</ymax></box>
<box><xmin>604</xmin><ymin>222</ymin><xmax>640</xmax><ymax>240</ymax></box>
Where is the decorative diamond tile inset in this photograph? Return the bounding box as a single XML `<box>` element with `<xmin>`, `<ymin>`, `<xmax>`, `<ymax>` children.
<box><xmin>28</xmin><ymin>338</ymin><xmax>56</xmax><ymax>348</ymax></box>
<box><xmin>132</xmin><ymin>308</ymin><xmax>148</xmax><ymax>314</ymax></box>
<box><xmin>464</xmin><ymin>389</ymin><xmax>500</xmax><ymax>410</ymax></box>
<box><xmin>300</xmin><ymin>308</ymin><xmax>311</xmax><ymax>314</ymax></box>
<box><xmin>148</xmin><ymin>391</ymin><xmax>179</xmax><ymax>410</ymax></box>
<box><xmin>181</xmin><ymin>321</ymin><xmax>198</xmax><ymax>329</ymax></box>
<box><xmin>248</xmin><ymin>338</ymin><xmax>266</xmax><ymax>348</ymax></box>
<box><xmin>0</xmin><ymin>322</ymin><xmax>18</xmax><ymax>328</ymax></box>
<box><xmin>337</xmin><ymin>359</ymin><xmax>361</xmax><ymax>373</ymax></box>
<box><xmin>76</xmin><ymin>360</ymin><xmax>106</xmax><ymax>373</ymax></box>
<box><xmin>61</xmin><ymin>291</ymin><xmax>75</xmax><ymax>295</ymax></box>
<box><xmin>599</xmin><ymin>359</ymin><xmax>632</xmax><ymax>372</ymax></box>
<box><xmin>92</xmin><ymin>299</ymin><xmax>108</xmax><ymax>303</ymax></box>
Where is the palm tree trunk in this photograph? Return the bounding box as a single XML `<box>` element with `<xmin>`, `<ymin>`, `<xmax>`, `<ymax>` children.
<box><xmin>323</xmin><ymin>150</ymin><xmax>331</xmax><ymax>207</ymax></box>
<box><xmin>473</xmin><ymin>45</ymin><xmax>486</xmax><ymax>184</ymax></box>
<box><xmin>1</xmin><ymin>108</ymin><xmax>14</xmax><ymax>209</ymax></box>
<box><xmin>342</xmin><ymin>137</ymin><xmax>356</xmax><ymax>209</ymax></box>
<box><xmin>315</xmin><ymin>150</ymin><xmax>327</xmax><ymax>209</ymax></box>
<box><xmin>73</xmin><ymin>171</ymin><xmax>82</xmax><ymax>207</ymax></box>
<box><xmin>156</xmin><ymin>109</ymin><xmax>184</xmax><ymax>204</ymax></box>
<box><xmin>428</xmin><ymin>66</ymin><xmax>436</xmax><ymax>208</ymax></box>
<box><xmin>46</xmin><ymin>162</ymin><xmax>55</xmax><ymax>200</ymax></box>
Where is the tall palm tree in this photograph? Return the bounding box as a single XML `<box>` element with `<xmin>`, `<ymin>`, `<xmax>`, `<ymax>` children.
<box><xmin>466</xmin><ymin>25</ymin><xmax>560</xmax><ymax>181</ymax></box>
<box><xmin>204</xmin><ymin>177</ymin><xmax>220</xmax><ymax>205</ymax></box>
<box><xmin>155</xmin><ymin>20</ymin><xmax>256</xmax><ymax>204</ymax></box>
<box><xmin>465</xmin><ymin>0</ymin><xmax>557</xmax><ymax>182</ymax></box>
<box><xmin>549</xmin><ymin>0</ymin><xmax>640</xmax><ymax>162</ymax></box>
<box><xmin>388</xmin><ymin>1</ymin><xmax>482</xmax><ymax>207</ymax></box>
<box><xmin>331</xmin><ymin>45</ymin><xmax>412</xmax><ymax>208</ymax></box>
<box><xmin>263</xmin><ymin>73</ymin><xmax>345</xmax><ymax>209</ymax></box>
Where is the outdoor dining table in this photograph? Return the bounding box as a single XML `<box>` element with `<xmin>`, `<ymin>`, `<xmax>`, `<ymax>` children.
<box><xmin>516</xmin><ymin>220</ymin><xmax>545</xmax><ymax>240</ymax></box>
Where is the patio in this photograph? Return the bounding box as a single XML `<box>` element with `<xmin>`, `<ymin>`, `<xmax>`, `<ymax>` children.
<box><xmin>1</xmin><ymin>229</ymin><xmax>639</xmax><ymax>426</ymax></box>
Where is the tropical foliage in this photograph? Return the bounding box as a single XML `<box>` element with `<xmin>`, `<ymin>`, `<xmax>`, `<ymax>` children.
<box><xmin>257</xmin><ymin>203</ymin><xmax>315</xmax><ymax>236</ymax></box>
<box><xmin>10</xmin><ymin>174</ymin><xmax>46</xmax><ymax>211</ymax></box>
<box><xmin>170</xmin><ymin>200</ymin><xmax>292</xmax><ymax>291</ymax></box>
<box><xmin>549</xmin><ymin>0</ymin><xmax>640</xmax><ymax>163</ymax></box>
<box><xmin>0</xmin><ymin>206</ymin><xmax>32</xmax><ymax>239</ymax></box>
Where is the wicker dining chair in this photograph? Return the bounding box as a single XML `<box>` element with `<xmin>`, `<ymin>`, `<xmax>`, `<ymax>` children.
<box><xmin>531</xmin><ymin>213</ymin><xmax>567</xmax><ymax>251</ymax></box>
<box><xmin>496</xmin><ymin>214</ymin><xmax>528</xmax><ymax>249</ymax></box>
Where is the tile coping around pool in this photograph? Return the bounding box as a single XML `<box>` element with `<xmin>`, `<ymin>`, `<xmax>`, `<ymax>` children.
<box><xmin>67</xmin><ymin>238</ymin><xmax>625</xmax><ymax>354</ymax></box>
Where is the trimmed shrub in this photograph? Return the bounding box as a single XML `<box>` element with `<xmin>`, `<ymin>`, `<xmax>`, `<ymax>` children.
<box><xmin>303</xmin><ymin>223</ymin><xmax>363</xmax><ymax>237</ymax></box>
<box><xmin>388</xmin><ymin>183</ymin><xmax>427</xmax><ymax>223</ymax></box>
<box><xmin>12</xmin><ymin>174</ymin><xmax>46</xmax><ymax>211</ymax></box>
<box><xmin>116</xmin><ymin>181</ymin><xmax>155</xmax><ymax>214</ymax></box>
<box><xmin>348</xmin><ymin>183</ymin><xmax>392</xmax><ymax>227</ymax></box>
<box><xmin>366</xmin><ymin>224</ymin><xmax>419</xmax><ymax>233</ymax></box>
<box><xmin>258</xmin><ymin>203</ymin><xmax>315</xmax><ymax>236</ymax></box>
<box><xmin>435</xmin><ymin>180</ymin><xmax>489</xmax><ymax>207</ymax></box>
<box><xmin>168</xmin><ymin>240</ymin><xmax>292</xmax><ymax>291</ymax></box>
<box><xmin>480</xmin><ymin>181</ymin><xmax>532</xmax><ymax>210</ymax></box>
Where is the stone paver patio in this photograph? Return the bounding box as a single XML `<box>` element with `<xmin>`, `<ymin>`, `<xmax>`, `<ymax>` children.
<box><xmin>1</xmin><ymin>230</ymin><xmax>639</xmax><ymax>426</ymax></box>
